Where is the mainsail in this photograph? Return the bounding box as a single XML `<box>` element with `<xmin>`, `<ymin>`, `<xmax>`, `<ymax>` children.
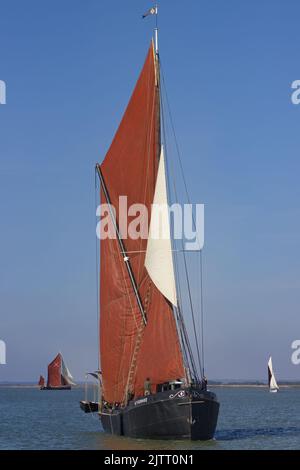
<box><xmin>268</xmin><ymin>356</ymin><xmax>279</xmax><ymax>392</ymax></box>
<box><xmin>47</xmin><ymin>353</ymin><xmax>75</xmax><ymax>388</ymax></box>
<box><xmin>47</xmin><ymin>353</ymin><xmax>62</xmax><ymax>388</ymax></box>
<box><xmin>99</xmin><ymin>42</ymin><xmax>185</xmax><ymax>404</ymax></box>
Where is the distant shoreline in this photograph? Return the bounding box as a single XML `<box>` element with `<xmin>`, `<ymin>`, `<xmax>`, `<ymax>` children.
<box><xmin>0</xmin><ymin>384</ymin><xmax>83</xmax><ymax>389</ymax></box>
<box><xmin>210</xmin><ymin>384</ymin><xmax>300</xmax><ymax>389</ymax></box>
<box><xmin>1</xmin><ymin>383</ymin><xmax>300</xmax><ymax>389</ymax></box>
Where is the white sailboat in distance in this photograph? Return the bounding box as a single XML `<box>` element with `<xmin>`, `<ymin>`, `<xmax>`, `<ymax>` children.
<box><xmin>268</xmin><ymin>356</ymin><xmax>279</xmax><ymax>393</ymax></box>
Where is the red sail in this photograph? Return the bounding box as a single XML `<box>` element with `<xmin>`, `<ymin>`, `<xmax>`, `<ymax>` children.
<box><xmin>47</xmin><ymin>353</ymin><xmax>62</xmax><ymax>388</ymax></box>
<box><xmin>100</xmin><ymin>42</ymin><xmax>185</xmax><ymax>404</ymax></box>
<box><xmin>38</xmin><ymin>375</ymin><xmax>45</xmax><ymax>387</ymax></box>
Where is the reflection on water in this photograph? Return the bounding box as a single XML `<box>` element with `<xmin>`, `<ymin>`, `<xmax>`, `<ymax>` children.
<box><xmin>98</xmin><ymin>433</ymin><xmax>219</xmax><ymax>451</ymax></box>
<box><xmin>216</xmin><ymin>426</ymin><xmax>300</xmax><ymax>442</ymax></box>
<box><xmin>1</xmin><ymin>386</ymin><xmax>300</xmax><ymax>450</ymax></box>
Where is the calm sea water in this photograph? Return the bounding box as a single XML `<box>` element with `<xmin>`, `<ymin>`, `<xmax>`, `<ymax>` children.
<box><xmin>0</xmin><ymin>386</ymin><xmax>300</xmax><ymax>450</ymax></box>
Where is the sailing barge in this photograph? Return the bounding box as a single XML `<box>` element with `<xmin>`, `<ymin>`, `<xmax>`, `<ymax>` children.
<box><xmin>39</xmin><ymin>353</ymin><xmax>75</xmax><ymax>390</ymax></box>
<box><xmin>93</xmin><ymin>9</ymin><xmax>219</xmax><ymax>441</ymax></box>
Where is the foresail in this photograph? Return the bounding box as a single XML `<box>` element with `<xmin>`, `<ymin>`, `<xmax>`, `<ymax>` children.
<box><xmin>145</xmin><ymin>146</ymin><xmax>177</xmax><ymax>306</ymax></box>
<box><xmin>61</xmin><ymin>357</ymin><xmax>76</xmax><ymax>386</ymax></box>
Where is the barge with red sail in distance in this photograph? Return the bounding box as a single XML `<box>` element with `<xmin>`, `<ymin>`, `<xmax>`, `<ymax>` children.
<box><xmin>39</xmin><ymin>353</ymin><xmax>75</xmax><ymax>390</ymax></box>
<box><xmin>91</xmin><ymin>5</ymin><xmax>219</xmax><ymax>440</ymax></box>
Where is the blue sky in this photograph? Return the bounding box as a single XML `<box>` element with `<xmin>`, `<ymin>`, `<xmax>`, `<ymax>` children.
<box><xmin>0</xmin><ymin>0</ymin><xmax>300</xmax><ymax>382</ymax></box>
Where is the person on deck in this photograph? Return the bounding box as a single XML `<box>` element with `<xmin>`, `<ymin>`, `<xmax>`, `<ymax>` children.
<box><xmin>144</xmin><ymin>378</ymin><xmax>152</xmax><ymax>396</ymax></box>
<box><xmin>127</xmin><ymin>387</ymin><xmax>134</xmax><ymax>403</ymax></box>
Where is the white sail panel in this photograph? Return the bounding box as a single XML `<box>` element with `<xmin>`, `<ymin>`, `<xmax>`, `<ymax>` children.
<box><xmin>268</xmin><ymin>357</ymin><xmax>279</xmax><ymax>391</ymax></box>
<box><xmin>270</xmin><ymin>374</ymin><xmax>278</xmax><ymax>390</ymax></box>
<box><xmin>61</xmin><ymin>357</ymin><xmax>76</xmax><ymax>386</ymax></box>
<box><xmin>145</xmin><ymin>146</ymin><xmax>177</xmax><ymax>307</ymax></box>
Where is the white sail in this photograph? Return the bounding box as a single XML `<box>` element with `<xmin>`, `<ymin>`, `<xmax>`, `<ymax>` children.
<box><xmin>268</xmin><ymin>356</ymin><xmax>279</xmax><ymax>391</ymax></box>
<box><xmin>145</xmin><ymin>146</ymin><xmax>177</xmax><ymax>306</ymax></box>
<box><xmin>61</xmin><ymin>356</ymin><xmax>76</xmax><ymax>386</ymax></box>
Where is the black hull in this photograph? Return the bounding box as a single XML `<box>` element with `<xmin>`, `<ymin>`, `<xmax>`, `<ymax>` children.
<box><xmin>80</xmin><ymin>400</ymin><xmax>99</xmax><ymax>413</ymax></box>
<box><xmin>100</xmin><ymin>388</ymin><xmax>219</xmax><ymax>441</ymax></box>
<box><xmin>40</xmin><ymin>386</ymin><xmax>71</xmax><ymax>390</ymax></box>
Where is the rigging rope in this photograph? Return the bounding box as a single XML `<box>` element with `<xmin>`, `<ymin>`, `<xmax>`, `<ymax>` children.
<box><xmin>95</xmin><ymin>170</ymin><xmax>100</xmax><ymax>373</ymax></box>
<box><xmin>160</xmin><ymin>60</ymin><xmax>204</xmax><ymax>381</ymax></box>
<box><xmin>200</xmin><ymin>251</ymin><xmax>205</xmax><ymax>377</ymax></box>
